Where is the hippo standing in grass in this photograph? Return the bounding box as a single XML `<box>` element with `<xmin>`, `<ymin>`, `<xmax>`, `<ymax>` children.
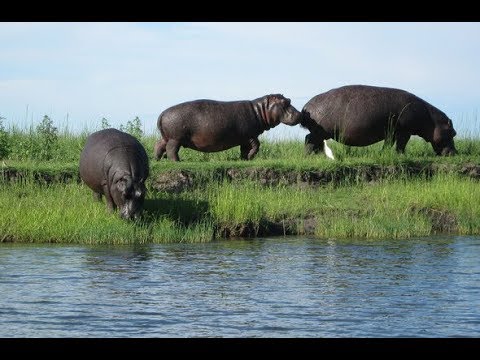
<box><xmin>154</xmin><ymin>94</ymin><xmax>303</xmax><ymax>161</ymax></box>
<box><xmin>79</xmin><ymin>128</ymin><xmax>149</xmax><ymax>220</ymax></box>
<box><xmin>301</xmin><ymin>85</ymin><xmax>457</xmax><ymax>157</ymax></box>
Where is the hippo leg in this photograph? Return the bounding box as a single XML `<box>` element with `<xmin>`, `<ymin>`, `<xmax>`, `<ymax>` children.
<box><xmin>154</xmin><ymin>138</ymin><xmax>167</xmax><ymax>160</ymax></box>
<box><xmin>395</xmin><ymin>132</ymin><xmax>411</xmax><ymax>153</ymax></box>
<box><xmin>305</xmin><ymin>133</ymin><xmax>324</xmax><ymax>155</ymax></box>
<box><xmin>240</xmin><ymin>138</ymin><xmax>260</xmax><ymax>160</ymax></box>
<box><xmin>166</xmin><ymin>139</ymin><xmax>181</xmax><ymax>161</ymax></box>
<box><xmin>382</xmin><ymin>140</ymin><xmax>394</xmax><ymax>153</ymax></box>
<box><xmin>102</xmin><ymin>184</ymin><xmax>116</xmax><ymax>213</ymax></box>
<box><xmin>93</xmin><ymin>192</ymin><xmax>102</xmax><ymax>202</ymax></box>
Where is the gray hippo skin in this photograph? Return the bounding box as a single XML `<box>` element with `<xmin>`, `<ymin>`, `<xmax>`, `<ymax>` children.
<box><xmin>301</xmin><ymin>85</ymin><xmax>457</xmax><ymax>156</ymax></box>
<box><xmin>79</xmin><ymin>128</ymin><xmax>149</xmax><ymax>220</ymax></box>
<box><xmin>154</xmin><ymin>94</ymin><xmax>303</xmax><ymax>161</ymax></box>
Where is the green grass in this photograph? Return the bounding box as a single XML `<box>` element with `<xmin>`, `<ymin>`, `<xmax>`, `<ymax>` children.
<box><xmin>2</xmin><ymin>173</ymin><xmax>480</xmax><ymax>243</ymax></box>
<box><xmin>0</xmin><ymin>181</ymin><xmax>213</xmax><ymax>244</ymax></box>
<box><xmin>208</xmin><ymin>174</ymin><xmax>480</xmax><ymax>239</ymax></box>
<box><xmin>2</xmin><ymin>121</ymin><xmax>480</xmax><ymax>243</ymax></box>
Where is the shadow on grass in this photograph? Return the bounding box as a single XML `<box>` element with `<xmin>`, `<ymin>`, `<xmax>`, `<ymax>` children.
<box><xmin>142</xmin><ymin>198</ymin><xmax>210</xmax><ymax>225</ymax></box>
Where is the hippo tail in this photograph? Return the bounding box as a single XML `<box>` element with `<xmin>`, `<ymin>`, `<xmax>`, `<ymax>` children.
<box><xmin>157</xmin><ymin>111</ymin><xmax>168</xmax><ymax>140</ymax></box>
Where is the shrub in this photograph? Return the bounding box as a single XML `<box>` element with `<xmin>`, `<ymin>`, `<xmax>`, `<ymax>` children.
<box><xmin>120</xmin><ymin>116</ymin><xmax>143</xmax><ymax>139</ymax></box>
<box><xmin>101</xmin><ymin>117</ymin><xmax>111</xmax><ymax>130</ymax></box>
<box><xmin>36</xmin><ymin>115</ymin><xmax>58</xmax><ymax>160</ymax></box>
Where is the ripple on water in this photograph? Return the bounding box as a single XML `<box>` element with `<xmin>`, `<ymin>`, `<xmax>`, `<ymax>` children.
<box><xmin>0</xmin><ymin>236</ymin><xmax>480</xmax><ymax>337</ymax></box>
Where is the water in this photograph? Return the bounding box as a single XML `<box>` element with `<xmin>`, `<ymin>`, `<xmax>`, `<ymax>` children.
<box><xmin>1</xmin><ymin>235</ymin><xmax>480</xmax><ymax>337</ymax></box>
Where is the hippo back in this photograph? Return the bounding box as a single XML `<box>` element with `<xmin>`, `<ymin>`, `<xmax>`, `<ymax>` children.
<box><xmin>80</xmin><ymin>128</ymin><xmax>149</xmax><ymax>192</ymax></box>
<box><xmin>302</xmin><ymin>85</ymin><xmax>434</xmax><ymax>146</ymax></box>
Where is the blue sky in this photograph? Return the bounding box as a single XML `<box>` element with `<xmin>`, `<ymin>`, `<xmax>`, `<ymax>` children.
<box><xmin>1</xmin><ymin>22</ymin><xmax>479</xmax><ymax>140</ymax></box>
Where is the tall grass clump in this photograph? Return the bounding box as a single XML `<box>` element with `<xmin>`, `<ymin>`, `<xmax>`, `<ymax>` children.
<box><xmin>209</xmin><ymin>181</ymin><xmax>266</xmax><ymax>227</ymax></box>
<box><xmin>401</xmin><ymin>174</ymin><xmax>480</xmax><ymax>234</ymax></box>
<box><xmin>207</xmin><ymin>181</ymin><xmax>342</xmax><ymax>234</ymax></box>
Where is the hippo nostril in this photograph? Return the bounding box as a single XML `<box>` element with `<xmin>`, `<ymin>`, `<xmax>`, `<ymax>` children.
<box><xmin>120</xmin><ymin>207</ymin><xmax>132</xmax><ymax>220</ymax></box>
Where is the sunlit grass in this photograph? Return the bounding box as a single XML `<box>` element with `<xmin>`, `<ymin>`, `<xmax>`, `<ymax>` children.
<box><xmin>2</xmin><ymin>173</ymin><xmax>480</xmax><ymax>243</ymax></box>
<box><xmin>0</xmin><ymin>181</ymin><xmax>214</xmax><ymax>244</ymax></box>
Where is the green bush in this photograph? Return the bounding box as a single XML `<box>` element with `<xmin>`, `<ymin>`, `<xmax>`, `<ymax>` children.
<box><xmin>120</xmin><ymin>116</ymin><xmax>143</xmax><ymax>139</ymax></box>
<box><xmin>36</xmin><ymin>115</ymin><xmax>58</xmax><ymax>161</ymax></box>
<box><xmin>101</xmin><ymin>117</ymin><xmax>111</xmax><ymax>130</ymax></box>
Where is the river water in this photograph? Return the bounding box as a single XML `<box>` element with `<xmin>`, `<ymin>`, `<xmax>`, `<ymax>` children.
<box><xmin>1</xmin><ymin>235</ymin><xmax>479</xmax><ymax>337</ymax></box>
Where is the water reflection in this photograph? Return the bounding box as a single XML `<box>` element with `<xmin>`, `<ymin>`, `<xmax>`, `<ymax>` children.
<box><xmin>0</xmin><ymin>236</ymin><xmax>479</xmax><ymax>337</ymax></box>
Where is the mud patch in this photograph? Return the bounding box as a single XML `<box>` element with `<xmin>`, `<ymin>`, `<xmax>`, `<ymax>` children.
<box><xmin>151</xmin><ymin>163</ymin><xmax>443</xmax><ymax>193</ymax></box>
<box><xmin>226</xmin><ymin>168</ymin><xmax>298</xmax><ymax>186</ymax></box>
<box><xmin>416</xmin><ymin>207</ymin><xmax>458</xmax><ymax>233</ymax></box>
<box><xmin>214</xmin><ymin>221</ymin><xmax>258</xmax><ymax>238</ymax></box>
<box><xmin>214</xmin><ymin>217</ymin><xmax>311</xmax><ymax>238</ymax></box>
<box><xmin>1</xmin><ymin>168</ymin><xmax>79</xmax><ymax>184</ymax></box>
<box><xmin>459</xmin><ymin>163</ymin><xmax>480</xmax><ymax>179</ymax></box>
<box><xmin>153</xmin><ymin>170</ymin><xmax>195</xmax><ymax>193</ymax></box>
<box><xmin>0</xmin><ymin>234</ymin><xmax>14</xmax><ymax>242</ymax></box>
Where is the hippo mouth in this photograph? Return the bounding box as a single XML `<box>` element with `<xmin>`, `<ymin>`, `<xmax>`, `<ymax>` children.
<box><xmin>440</xmin><ymin>147</ymin><xmax>456</xmax><ymax>156</ymax></box>
<box><xmin>433</xmin><ymin>144</ymin><xmax>456</xmax><ymax>156</ymax></box>
<box><xmin>432</xmin><ymin>138</ymin><xmax>456</xmax><ymax>156</ymax></box>
<box><xmin>282</xmin><ymin>109</ymin><xmax>303</xmax><ymax>126</ymax></box>
<box><xmin>120</xmin><ymin>202</ymin><xmax>142</xmax><ymax>220</ymax></box>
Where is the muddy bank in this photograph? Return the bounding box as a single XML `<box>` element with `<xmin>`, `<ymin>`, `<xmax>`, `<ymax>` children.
<box><xmin>3</xmin><ymin>162</ymin><xmax>479</xmax><ymax>190</ymax></box>
<box><xmin>1</xmin><ymin>168</ymin><xmax>79</xmax><ymax>184</ymax></box>
<box><xmin>152</xmin><ymin>162</ymin><xmax>480</xmax><ymax>193</ymax></box>
<box><xmin>213</xmin><ymin>206</ymin><xmax>458</xmax><ymax>239</ymax></box>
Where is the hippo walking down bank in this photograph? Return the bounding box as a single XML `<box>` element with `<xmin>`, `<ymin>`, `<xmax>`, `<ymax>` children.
<box><xmin>154</xmin><ymin>94</ymin><xmax>303</xmax><ymax>161</ymax></box>
<box><xmin>79</xmin><ymin>128</ymin><xmax>149</xmax><ymax>220</ymax></box>
<box><xmin>301</xmin><ymin>85</ymin><xmax>457</xmax><ymax>157</ymax></box>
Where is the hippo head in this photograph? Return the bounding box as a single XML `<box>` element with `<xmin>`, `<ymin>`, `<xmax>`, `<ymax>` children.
<box><xmin>112</xmin><ymin>174</ymin><xmax>147</xmax><ymax>220</ymax></box>
<box><xmin>431</xmin><ymin>117</ymin><xmax>457</xmax><ymax>156</ymax></box>
<box><xmin>261</xmin><ymin>94</ymin><xmax>302</xmax><ymax>128</ymax></box>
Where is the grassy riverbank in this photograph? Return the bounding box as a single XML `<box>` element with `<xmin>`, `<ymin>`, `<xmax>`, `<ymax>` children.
<box><xmin>2</xmin><ymin>120</ymin><xmax>480</xmax><ymax>243</ymax></box>
<box><xmin>1</xmin><ymin>172</ymin><xmax>480</xmax><ymax>244</ymax></box>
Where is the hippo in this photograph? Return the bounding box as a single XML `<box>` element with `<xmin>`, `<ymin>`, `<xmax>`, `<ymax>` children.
<box><xmin>154</xmin><ymin>94</ymin><xmax>303</xmax><ymax>161</ymax></box>
<box><xmin>79</xmin><ymin>128</ymin><xmax>149</xmax><ymax>220</ymax></box>
<box><xmin>301</xmin><ymin>85</ymin><xmax>457</xmax><ymax>157</ymax></box>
